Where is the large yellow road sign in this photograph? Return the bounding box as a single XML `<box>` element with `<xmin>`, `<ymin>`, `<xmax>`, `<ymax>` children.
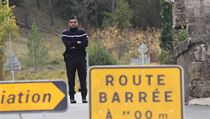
<box><xmin>89</xmin><ymin>66</ymin><xmax>184</xmax><ymax>119</ymax></box>
<box><xmin>0</xmin><ymin>81</ymin><xmax>67</xmax><ymax>112</ymax></box>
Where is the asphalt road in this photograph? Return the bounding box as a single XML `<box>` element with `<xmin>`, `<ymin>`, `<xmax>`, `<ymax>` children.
<box><xmin>0</xmin><ymin>94</ymin><xmax>209</xmax><ymax>119</ymax></box>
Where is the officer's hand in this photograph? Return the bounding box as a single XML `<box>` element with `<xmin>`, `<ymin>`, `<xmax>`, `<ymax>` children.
<box><xmin>77</xmin><ymin>41</ymin><xmax>82</xmax><ymax>44</ymax></box>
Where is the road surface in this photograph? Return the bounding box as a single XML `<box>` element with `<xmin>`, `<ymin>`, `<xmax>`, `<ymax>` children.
<box><xmin>0</xmin><ymin>93</ymin><xmax>210</xmax><ymax>119</ymax></box>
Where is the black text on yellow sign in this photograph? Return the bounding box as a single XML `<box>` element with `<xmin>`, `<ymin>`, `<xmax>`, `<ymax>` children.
<box><xmin>89</xmin><ymin>66</ymin><xmax>184</xmax><ymax>119</ymax></box>
<box><xmin>0</xmin><ymin>81</ymin><xmax>67</xmax><ymax>112</ymax></box>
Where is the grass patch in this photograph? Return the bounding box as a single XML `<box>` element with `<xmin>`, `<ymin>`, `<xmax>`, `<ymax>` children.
<box><xmin>4</xmin><ymin>68</ymin><xmax>81</xmax><ymax>92</ymax></box>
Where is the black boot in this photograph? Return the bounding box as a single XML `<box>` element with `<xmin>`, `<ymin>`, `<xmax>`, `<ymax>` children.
<box><xmin>70</xmin><ymin>99</ymin><xmax>77</xmax><ymax>104</ymax></box>
<box><xmin>82</xmin><ymin>97</ymin><xmax>88</xmax><ymax>103</ymax></box>
<box><xmin>81</xmin><ymin>89</ymin><xmax>88</xmax><ymax>103</ymax></box>
<box><xmin>70</xmin><ymin>95</ymin><xmax>76</xmax><ymax>104</ymax></box>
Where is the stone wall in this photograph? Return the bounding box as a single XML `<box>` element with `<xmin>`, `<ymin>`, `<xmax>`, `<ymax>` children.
<box><xmin>173</xmin><ymin>0</ymin><xmax>210</xmax><ymax>102</ymax></box>
<box><xmin>173</xmin><ymin>0</ymin><xmax>187</xmax><ymax>29</ymax></box>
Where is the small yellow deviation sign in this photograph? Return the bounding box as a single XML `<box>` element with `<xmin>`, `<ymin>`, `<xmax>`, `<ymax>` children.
<box><xmin>0</xmin><ymin>81</ymin><xmax>67</xmax><ymax>112</ymax></box>
<box><xmin>89</xmin><ymin>66</ymin><xmax>184</xmax><ymax>119</ymax></box>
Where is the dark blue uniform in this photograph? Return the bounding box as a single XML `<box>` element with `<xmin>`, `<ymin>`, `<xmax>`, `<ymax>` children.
<box><xmin>61</xmin><ymin>27</ymin><xmax>88</xmax><ymax>101</ymax></box>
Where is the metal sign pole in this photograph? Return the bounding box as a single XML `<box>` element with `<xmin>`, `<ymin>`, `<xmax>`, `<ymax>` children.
<box><xmin>42</xmin><ymin>112</ymin><xmax>47</xmax><ymax>119</ymax></box>
<box><xmin>9</xmin><ymin>34</ymin><xmax>15</xmax><ymax>80</ymax></box>
<box><xmin>18</xmin><ymin>113</ymin><xmax>23</xmax><ymax>119</ymax></box>
<box><xmin>9</xmin><ymin>34</ymin><xmax>23</xmax><ymax>119</ymax></box>
<box><xmin>138</xmin><ymin>43</ymin><xmax>148</xmax><ymax>65</ymax></box>
<box><xmin>141</xmin><ymin>53</ymin><xmax>144</xmax><ymax>65</ymax></box>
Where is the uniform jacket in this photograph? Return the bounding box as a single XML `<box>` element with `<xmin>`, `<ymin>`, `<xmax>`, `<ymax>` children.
<box><xmin>61</xmin><ymin>27</ymin><xmax>88</xmax><ymax>57</ymax></box>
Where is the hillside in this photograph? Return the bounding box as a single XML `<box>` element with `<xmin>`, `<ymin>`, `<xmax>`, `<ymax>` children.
<box><xmin>3</xmin><ymin>1</ymin><xmax>161</xmax><ymax>81</ymax></box>
<box><xmin>4</xmin><ymin>4</ymin><xmax>68</xmax><ymax>80</ymax></box>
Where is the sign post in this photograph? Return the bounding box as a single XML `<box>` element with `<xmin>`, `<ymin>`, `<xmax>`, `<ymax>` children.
<box><xmin>138</xmin><ymin>43</ymin><xmax>148</xmax><ymax>65</ymax></box>
<box><xmin>89</xmin><ymin>66</ymin><xmax>184</xmax><ymax>119</ymax></box>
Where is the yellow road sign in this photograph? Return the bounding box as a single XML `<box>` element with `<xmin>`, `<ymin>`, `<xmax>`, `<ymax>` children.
<box><xmin>89</xmin><ymin>66</ymin><xmax>183</xmax><ymax>119</ymax></box>
<box><xmin>0</xmin><ymin>81</ymin><xmax>67</xmax><ymax>112</ymax></box>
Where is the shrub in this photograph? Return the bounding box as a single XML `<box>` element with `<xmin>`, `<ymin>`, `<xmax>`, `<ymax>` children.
<box><xmin>87</xmin><ymin>41</ymin><xmax>117</xmax><ymax>66</ymax></box>
<box><xmin>174</xmin><ymin>30</ymin><xmax>189</xmax><ymax>46</ymax></box>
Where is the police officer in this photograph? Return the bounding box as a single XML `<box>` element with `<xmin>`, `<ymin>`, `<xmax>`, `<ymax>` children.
<box><xmin>61</xmin><ymin>16</ymin><xmax>88</xmax><ymax>103</ymax></box>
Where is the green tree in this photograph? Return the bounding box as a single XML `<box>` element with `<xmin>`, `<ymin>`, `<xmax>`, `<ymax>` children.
<box><xmin>27</xmin><ymin>23</ymin><xmax>48</xmax><ymax>71</ymax></box>
<box><xmin>174</xmin><ymin>30</ymin><xmax>189</xmax><ymax>46</ymax></box>
<box><xmin>160</xmin><ymin>0</ymin><xmax>173</xmax><ymax>64</ymax></box>
<box><xmin>101</xmin><ymin>0</ymin><xmax>132</xmax><ymax>60</ymax></box>
<box><xmin>17</xmin><ymin>0</ymin><xmax>160</xmax><ymax>28</ymax></box>
<box><xmin>1</xmin><ymin>0</ymin><xmax>8</xmax><ymax>6</ymax></box>
<box><xmin>103</xmin><ymin>0</ymin><xmax>133</xmax><ymax>29</ymax></box>
<box><xmin>129</xmin><ymin>0</ymin><xmax>161</xmax><ymax>28</ymax></box>
<box><xmin>88</xmin><ymin>41</ymin><xmax>117</xmax><ymax>66</ymax></box>
<box><xmin>0</xmin><ymin>5</ymin><xmax>18</xmax><ymax>80</ymax></box>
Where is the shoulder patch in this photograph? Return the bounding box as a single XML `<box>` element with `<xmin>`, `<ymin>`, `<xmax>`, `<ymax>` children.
<box><xmin>62</xmin><ymin>29</ymin><xmax>69</xmax><ymax>33</ymax></box>
<box><xmin>78</xmin><ymin>28</ymin><xmax>86</xmax><ymax>32</ymax></box>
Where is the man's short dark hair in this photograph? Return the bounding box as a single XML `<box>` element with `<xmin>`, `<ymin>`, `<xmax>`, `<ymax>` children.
<box><xmin>70</xmin><ymin>15</ymin><xmax>78</xmax><ymax>21</ymax></box>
